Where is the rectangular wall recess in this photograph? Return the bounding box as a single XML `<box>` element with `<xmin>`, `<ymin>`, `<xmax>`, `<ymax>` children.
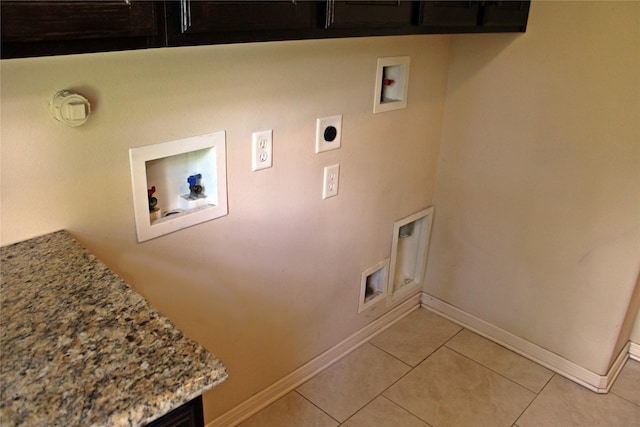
<box><xmin>358</xmin><ymin>259</ymin><xmax>389</xmax><ymax>313</ymax></box>
<box><xmin>129</xmin><ymin>131</ymin><xmax>228</xmax><ymax>242</ymax></box>
<box><xmin>387</xmin><ymin>206</ymin><xmax>434</xmax><ymax>307</ymax></box>
<box><xmin>373</xmin><ymin>56</ymin><xmax>410</xmax><ymax>114</ymax></box>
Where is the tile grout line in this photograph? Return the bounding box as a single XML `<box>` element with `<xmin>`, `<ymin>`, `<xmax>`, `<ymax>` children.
<box><xmin>431</xmin><ymin>340</ymin><xmax>541</xmax><ymax>421</ymax></box>
<box><xmin>374</xmin><ymin>323</ymin><xmax>542</xmax><ymax>427</ymax></box>
<box><xmin>442</xmin><ymin>339</ymin><xmax>546</xmax><ymax>395</ymax></box>
<box><xmin>366</xmin><ymin>341</ymin><xmax>418</xmax><ymax>369</ymax></box>
<box><xmin>292</xmin><ymin>336</ymin><xmax>423</xmax><ymax>427</ymax></box>
<box><xmin>293</xmin><ymin>390</ymin><xmax>342</xmax><ymax>425</ymax></box>
<box><xmin>254</xmin><ymin>302</ymin><xmax>422</xmax><ymax>426</ymax></box>
<box><xmin>608</xmin><ymin>390</ymin><xmax>640</xmax><ymax>409</ymax></box>
<box><xmin>367</xmin><ymin>327</ymin><xmax>467</xmax><ymax>426</ymax></box>
<box><xmin>378</xmin><ymin>394</ymin><xmax>433</xmax><ymax>426</ymax></box>
<box><xmin>607</xmin><ymin>359</ymin><xmax>640</xmax><ymax>408</ymax></box>
<box><xmin>512</xmin><ymin>373</ymin><xmax>557</xmax><ymax>426</ymax></box>
<box><xmin>336</xmin><ymin>308</ymin><xmax>459</xmax><ymax>425</ymax></box>
<box><xmin>368</xmin><ymin>323</ymin><xmax>465</xmax><ymax>369</ymax></box>
<box><xmin>375</xmin><ymin>373</ymin><xmax>429</xmax><ymax>426</ymax></box>
<box><xmin>334</xmin><ymin>342</ymin><xmax>414</xmax><ymax>425</ymax></box>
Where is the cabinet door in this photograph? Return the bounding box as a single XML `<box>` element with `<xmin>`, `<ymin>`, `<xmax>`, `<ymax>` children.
<box><xmin>1</xmin><ymin>1</ymin><xmax>157</xmax><ymax>42</ymax></box>
<box><xmin>145</xmin><ymin>395</ymin><xmax>204</xmax><ymax>427</ymax></box>
<box><xmin>418</xmin><ymin>1</ymin><xmax>529</xmax><ymax>32</ymax></box>
<box><xmin>482</xmin><ymin>1</ymin><xmax>530</xmax><ymax>29</ymax></box>
<box><xmin>325</xmin><ymin>0</ymin><xmax>413</xmax><ymax>30</ymax></box>
<box><xmin>1</xmin><ymin>1</ymin><xmax>159</xmax><ymax>58</ymax></box>
<box><xmin>418</xmin><ymin>1</ymin><xmax>480</xmax><ymax>28</ymax></box>
<box><xmin>177</xmin><ymin>1</ymin><xmax>316</xmax><ymax>34</ymax></box>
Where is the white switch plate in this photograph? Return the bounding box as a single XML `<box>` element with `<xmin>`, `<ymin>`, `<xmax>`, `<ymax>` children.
<box><xmin>322</xmin><ymin>164</ymin><xmax>340</xmax><ymax>199</ymax></box>
<box><xmin>315</xmin><ymin>115</ymin><xmax>342</xmax><ymax>153</ymax></box>
<box><xmin>252</xmin><ymin>129</ymin><xmax>273</xmax><ymax>171</ymax></box>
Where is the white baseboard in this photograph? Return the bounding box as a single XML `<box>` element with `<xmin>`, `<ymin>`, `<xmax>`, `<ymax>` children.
<box><xmin>208</xmin><ymin>293</ymin><xmax>422</xmax><ymax>427</ymax></box>
<box><xmin>420</xmin><ymin>293</ymin><xmax>629</xmax><ymax>393</ymax></box>
<box><xmin>630</xmin><ymin>342</ymin><xmax>640</xmax><ymax>361</ymax></box>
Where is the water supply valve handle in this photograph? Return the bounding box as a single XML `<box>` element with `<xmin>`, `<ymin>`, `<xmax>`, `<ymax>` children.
<box><xmin>187</xmin><ymin>174</ymin><xmax>203</xmax><ymax>199</ymax></box>
<box><xmin>147</xmin><ymin>186</ymin><xmax>158</xmax><ymax>212</ymax></box>
<box><xmin>187</xmin><ymin>174</ymin><xmax>201</xmax><ymax>187</ymax></box>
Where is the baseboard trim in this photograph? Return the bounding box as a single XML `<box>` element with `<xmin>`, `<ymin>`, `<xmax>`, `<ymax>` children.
<box><xmin>630</xmin><ymin>342</ymin><xmax>640</xmax><ymax>362</ymax></box>
<box><xmin>420</xmin><ymin>292</ymin><xmax>629</xmax><ymax>393</ymax></box>
<box><xmin>208</xmin><ymin>293</ymin><xmax>422</xmax><ymax>427</ymax></box>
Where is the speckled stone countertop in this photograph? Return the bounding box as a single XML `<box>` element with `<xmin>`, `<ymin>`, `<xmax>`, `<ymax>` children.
<box><xmin>0</xmin><ymin>231</ymin><xmax>228</xmax><ymax>426</ymax></box>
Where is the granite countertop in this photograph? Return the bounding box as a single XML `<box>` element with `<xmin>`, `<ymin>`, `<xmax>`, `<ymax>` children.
<box><xmin>0</xmin><ymin>231</ymin><xmax>228</xmax><ymax>426</ymax></box>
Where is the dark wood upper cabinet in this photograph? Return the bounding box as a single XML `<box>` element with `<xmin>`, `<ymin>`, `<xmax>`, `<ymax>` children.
<box><xmin>164</xmin><ymin>0</ymin><xmax>318</xmax><ymax>46</ymax></box>
<box><xmin>178</xmin><ymin>1</ymin><xmax>316</xmax><ymax>34</ymax></box>
<box><xmin>1</xmin><ymin>1</ymin><xmax>160</xmax><ymax>58</ymax></box>
<box><xmin>324</xmin><ymin>1</ymin><xmax>413</xmax><ymax>30</ymax></box>
<box><xmin>1</xmin><ymin>1</ymin><xmax>157</xmax><ymax>42</ymax></box>
<box><xmin>1</xmin><ymin>1</ymin><xmax>530</xmax><ymax>59</ymax></box>
<box><xmin>482</xmin><ymin>1</ymin><xmax>531</xmax><ymax>28</ymax></box>
<box><xmin>418</xmin><ymin>1</ymin><xmax>530</xmax><ymax>33</ymax></box>
<box><xmin>418</xmin><ymin>1</ymin><xmax>480</xmax><ymax>27</ymax></box>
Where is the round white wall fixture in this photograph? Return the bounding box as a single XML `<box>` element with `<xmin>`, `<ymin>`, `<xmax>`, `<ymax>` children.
<box><xmin>50</xmin><ymin>90</ymin><xmax>91</xmax><ymax>127</ymax></box>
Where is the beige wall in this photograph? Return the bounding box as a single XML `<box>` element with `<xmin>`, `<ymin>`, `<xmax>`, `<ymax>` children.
<box><xmin>425</xmin><ymin>1</ymin><xmax>640</xmax><ymax>375</ymax></box>
<box><xmin>0</xmin><ymin>35</ymin><xmax>451</xmax><ymax>421</ymax></box>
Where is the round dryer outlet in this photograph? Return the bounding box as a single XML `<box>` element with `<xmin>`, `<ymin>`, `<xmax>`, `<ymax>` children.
<box><xmin>315</xmin><ymin>115</ymin><xmax>342</xmax><ymax>153</ymax></box>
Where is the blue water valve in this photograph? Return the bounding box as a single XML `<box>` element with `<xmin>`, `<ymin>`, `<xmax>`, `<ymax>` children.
<box><xmin>187</xmin><ymin>174</ymin><xmax>203</xmax><ymax>199</ymax></box>
<box><xmin>187</xmin><ymin>174</ymin><xmax>201</xmax><ymax>187</ymax></box>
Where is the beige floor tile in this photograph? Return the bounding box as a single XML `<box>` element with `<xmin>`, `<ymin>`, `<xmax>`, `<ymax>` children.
<box><xmin>517</xmin><ymin>374</ymin><xmax>640</xmax><ymax>427</ymax></box>
<box><xmin>384</xmin><ymin>346</ymin><xmax>536</xmax><ymax>427</ymax></box>
<box><xmin>369</xmin><ymin>308</ymin><xmax>462</xmax><ymax>366</ymax></box>
<box><xmin>341</xmin><ymin>396</ymin><xmax>432</xmax><ymax>427</ymax></box>
<box><xmin>446</xmin><ymin>329</ymin><xmax>554</xmax><ymax>393</ymax></box>
<box><xmin>296</xmin><ymin>343</ymin><xmax>411</xmax><ymax>422</ymax></box>
<box><xmin>610</xmin><ymin>359</ymin><xmax>640</xmax><ymax>406</ymax></box>
<box><xmin>237</xmin><ymin>391</ymin><xmax>338</xmax><ymax>427</ymax></box>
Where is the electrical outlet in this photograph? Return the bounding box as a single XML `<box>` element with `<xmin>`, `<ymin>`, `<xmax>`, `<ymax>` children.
<box><xmin>315</xmin><ymin>115</ymin><xmax>342</xmax><ymax>153</ymax></box>
<box><xmin>252</xmin><ymin>129</ymin><xmax>272</xmax><ymax>171</ymax></box>
<box><xmin>322</xmin><ymin>164</ymin><xmax>340</xmax><ymax>199</ymax></box>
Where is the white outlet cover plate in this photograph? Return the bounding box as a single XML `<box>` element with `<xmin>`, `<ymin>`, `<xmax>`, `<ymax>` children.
<box><xmin>315</xmin><ymin>115</ymin><xmax>342</xmax><ymax>153</ymax></box>
<box><xmin>252</xmin><ymin>129</ymin><xmax>273</xmax><ymax>171</ymax></box>
<box><xmin>322</xmin><ymin>163</ymin><xmax>340</xmax><ymax>199</ymax></box>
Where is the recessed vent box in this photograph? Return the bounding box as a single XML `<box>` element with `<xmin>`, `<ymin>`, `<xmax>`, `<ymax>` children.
<box><xmin>387</xmin><ymin>206</ymin><xmax>434</xmax><ymax>307</ymax></box>
<box><xmin>129</xmin><ymin>131</ymin><xmax>228</xmax><ymax>242</ymax></box>
<box><xmin>358</xmin><ymin>259</ymin><xmax>389</xmax><ymax>313</ymax></box>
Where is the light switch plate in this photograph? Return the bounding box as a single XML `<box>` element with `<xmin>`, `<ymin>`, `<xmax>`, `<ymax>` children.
<box><xmin>315</xmin><ymin>115</ymin><xmax>342</xmax><ymax>153</ymax></box>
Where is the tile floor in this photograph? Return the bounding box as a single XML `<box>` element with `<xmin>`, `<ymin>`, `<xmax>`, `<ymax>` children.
<box><xmin>238</xmin><ymin>308</ymin><xmax>640</xmax><ymax>427</ymax></box>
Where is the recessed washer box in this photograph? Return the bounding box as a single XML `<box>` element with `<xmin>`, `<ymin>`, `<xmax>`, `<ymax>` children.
<box><xmin>129</xmin><ymin>131</ymin><xmax>228</xmax><ymax>242</ymax></box>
